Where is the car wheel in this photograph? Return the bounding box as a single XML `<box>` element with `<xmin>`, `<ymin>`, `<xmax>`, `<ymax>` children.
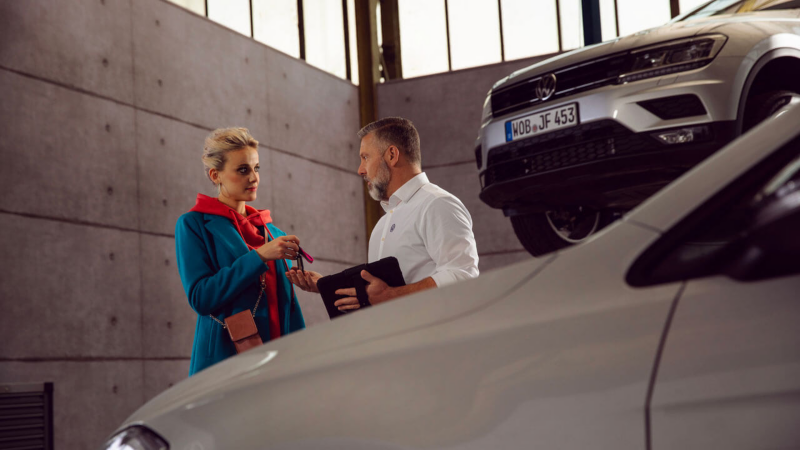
<box><xmin>745</xmin><ymin>90</ymin><xmax>800</xmax><ymax>132</ymax></box>
<box><xmin>511</xmin><ymin>207</ymin><xmax>611</xmax><ymax>257</ymax></box>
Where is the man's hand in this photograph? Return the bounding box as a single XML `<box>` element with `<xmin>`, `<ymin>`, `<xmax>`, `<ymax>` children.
<box><xmin>285</xmin><ymin>268</ymin><xmax>322</xmax><ymax>293</ymax></box>
<box><xmin>334</xmin><ymin>270</ymin><xmax>395</xmax><ymax>312</ymax></box>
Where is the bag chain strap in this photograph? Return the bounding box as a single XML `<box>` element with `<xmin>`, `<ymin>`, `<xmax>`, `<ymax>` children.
<box><xmin>208</xmin><ymin>274</ymin><xmax>266</xmax><ymax>329</ymax></box>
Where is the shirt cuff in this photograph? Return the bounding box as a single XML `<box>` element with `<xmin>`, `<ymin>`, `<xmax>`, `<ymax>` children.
<box><xmin>431</xmin><ymin>271</ymin><xmax>458</xmax><ymax>288</ymax></box>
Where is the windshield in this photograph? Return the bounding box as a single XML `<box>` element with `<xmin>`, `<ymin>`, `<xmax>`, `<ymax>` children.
<box><xmin>680</xmin><ymin>0</ymin><xmax>800</xmax><ymax>20</ymax></box>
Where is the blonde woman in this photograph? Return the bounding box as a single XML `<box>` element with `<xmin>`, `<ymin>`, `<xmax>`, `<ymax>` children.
<box><xmin>175</xmin><ymin>127</ymin><xmax>305</xmax><ymax>376</ymax></box>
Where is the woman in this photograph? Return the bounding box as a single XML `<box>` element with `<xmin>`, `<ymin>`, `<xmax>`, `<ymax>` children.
<box><xmin>175</xmin><ymin>127</ymin><xmax>305</xmax><ymax>376</ymax></box>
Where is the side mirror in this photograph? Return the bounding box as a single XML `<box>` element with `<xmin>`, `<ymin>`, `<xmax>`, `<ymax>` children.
<box><xmin>725</xmin><ymin>188</ymin><xmax>800</xmax><ymax>281</ymax></box>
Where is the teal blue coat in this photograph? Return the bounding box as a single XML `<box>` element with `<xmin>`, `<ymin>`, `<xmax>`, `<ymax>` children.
<box><xmin>175</xmin><ymin>212</ymin><xmax>305</xmax><ymax>376</ymax></box>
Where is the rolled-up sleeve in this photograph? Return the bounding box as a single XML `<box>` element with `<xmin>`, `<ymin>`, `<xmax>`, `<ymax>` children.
<box><xmin>421</xmin><ymin>196</ymin><xmax>480</xmax><ymax>287</ymax></box>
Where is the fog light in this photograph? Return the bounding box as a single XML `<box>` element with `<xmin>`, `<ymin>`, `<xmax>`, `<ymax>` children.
<box><xmin>653</xmin><ymin>125</ymin><xmax>709</xmax><ymax>144</ymax></box>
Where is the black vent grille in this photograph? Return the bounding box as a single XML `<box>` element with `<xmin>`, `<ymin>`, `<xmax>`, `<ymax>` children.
<box><xmin>483</xmin><ymin>120</ymin><xmax>658</xmax><ymax>187</ymax></box>
<box><xmin>638</xmin><ymin>94</ymin><xmax>707</xmax><ymax>120</ymax></box>
<box><xmin>0</xmin><ymin>383</ymin><xmax>54</xmax><ymax>450</ymax></box>
<box><xmin>491</xmin><ymin>53</ymin><xmax>631</xmax><ymax>117</ymax></box>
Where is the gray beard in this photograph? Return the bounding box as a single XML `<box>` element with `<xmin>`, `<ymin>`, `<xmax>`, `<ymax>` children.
<box><xmin>367</xmin><ymin>160</ymin><xmax>391</xmax><ymax>201</ymax></box>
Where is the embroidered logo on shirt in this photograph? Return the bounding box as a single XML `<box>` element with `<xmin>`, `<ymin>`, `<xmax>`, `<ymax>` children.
<box><xmin>390</xmin><ymin>224</ymin><xmax>396</xmax><ymax>232</ymax></box>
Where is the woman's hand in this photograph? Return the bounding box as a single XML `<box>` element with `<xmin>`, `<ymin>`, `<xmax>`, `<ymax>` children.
<box><xmin>285</xmin><ymin>268</ymin><xmax>322</xmax><ymax>293</ymax></box>
<box><xmin>257</xmin><ymin>235</ymin><xmax>299</xmax><ymax>262</ymax></box>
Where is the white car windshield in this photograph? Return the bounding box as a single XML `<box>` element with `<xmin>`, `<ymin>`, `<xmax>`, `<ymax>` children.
<box><xmin>681</xmin><ymin>0</ymin><xmax>800</xmax><ymax>20</ymax></box>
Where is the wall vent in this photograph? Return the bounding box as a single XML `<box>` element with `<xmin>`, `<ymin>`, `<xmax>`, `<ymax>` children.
<box><xmin>0</xmin><ymin>382</ymin><xmax>54</xmax><ymax>450</ymax></box>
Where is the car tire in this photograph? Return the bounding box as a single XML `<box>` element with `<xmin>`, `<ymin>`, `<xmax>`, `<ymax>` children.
<box><xmin>511</xmin><ymin>208</ymin><xmax>613</xmax><ymax>257</ymax></box>
<box><xmin>745</xmin><ymin>90</ymin><xmax>800</xmax><ymax>131</ymax></box>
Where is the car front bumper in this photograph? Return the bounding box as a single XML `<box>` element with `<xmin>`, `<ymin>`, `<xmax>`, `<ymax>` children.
<box><xmin>478</xmin><ymin>56</ymin><xmax>743</xmax><ymax>214</ymax></box>
<box><xmin>479</xmin><ymin>120</ymin><xmax>737</xmax><ymax>214</ymax></box>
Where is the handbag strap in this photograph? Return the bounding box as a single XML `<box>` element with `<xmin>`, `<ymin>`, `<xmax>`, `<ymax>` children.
<box><xmin>209</xmin><ymin>275</ymin><xmax>265</xmax><ymax>328</ymax></box>
<box><xmin>208</xmin><ymin>226</ymin><xmax>290</xmax><ymax>328</ymax></box>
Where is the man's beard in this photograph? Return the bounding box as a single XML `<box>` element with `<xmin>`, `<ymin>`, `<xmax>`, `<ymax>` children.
<box><xmin>366</xmin><ymin>159</ymin><xmax>391</xmax><ymax>201</ymax></box>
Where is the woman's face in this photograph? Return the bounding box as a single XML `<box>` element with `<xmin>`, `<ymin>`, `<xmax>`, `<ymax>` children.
<box><xmin>213</xmin><ymin>146</ymin><xmax>260</xmax><ymax>203</ymax></box>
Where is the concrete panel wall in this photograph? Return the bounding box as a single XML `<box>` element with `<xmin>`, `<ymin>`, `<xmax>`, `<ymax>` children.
<box><xmin>0</xmin><ymin>1</ymin><xmax>363</xmax><ymax>449</ymax></box>
<box><xmin>265</xmin><ymin>49</ymin><xmax>361</xmax><ymax>171</ymax></box>
<box><xmin>0</xmin><ymin>70</ymin><xmax>139</xmax><ymax>228</ymax></box>
<box><xmin>376</xmin><ymin>56</ymin><xmax>558</xmax><ymax>273</ymax></box>
<box><xmin>2</xmin><ymin>362</ymin><xmax>145</xmax><ymax>450</ymax></box>
<box><xmin>0</xmin><ymin>0</ymin><xmax>135</xmax><ymax>103</ymax></box>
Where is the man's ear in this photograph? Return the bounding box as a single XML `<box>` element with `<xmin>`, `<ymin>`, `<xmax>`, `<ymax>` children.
<box><xmin>385</xmin><ymin>145</ymin><xmax>400</xmax><ymax>167</ymax></box>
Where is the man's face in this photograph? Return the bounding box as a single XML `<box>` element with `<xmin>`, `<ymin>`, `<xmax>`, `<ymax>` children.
<box><xmin>358</xmin><ymin>133</ymin><xmax>392</xmax><ymax>201</ymax></box>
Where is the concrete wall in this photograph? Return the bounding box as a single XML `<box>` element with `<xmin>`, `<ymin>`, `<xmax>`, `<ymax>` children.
<box><xmin>0</xmin><ymin>1</ymin><xmax>363</xmax><ymax>448</ymax></box>
<box><xmin>376</xmin><ymin>55</ymin><xmax>558</xmax><ymax>272</ymax></box>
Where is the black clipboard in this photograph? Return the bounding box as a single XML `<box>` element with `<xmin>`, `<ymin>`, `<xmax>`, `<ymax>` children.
<box><xmin>317</xmin><ymin>257</ymin><xmax>406</xmax><ymax>319</ymax></box>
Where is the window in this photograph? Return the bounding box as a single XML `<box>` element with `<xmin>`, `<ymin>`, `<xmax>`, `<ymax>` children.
<box><xmin>500</xmin><ymin>0</ymin><xmax>559</xmax><ymax>60</ymax></box>
<box><xmin>447</xmin><ymin>0</ymin><xmax>502</xmax><ymax>70</ymax></box>
<box><xmin>303</xmin><ymin>0</ymin><xmax>347</xmax><ymax>79</ymax></box>
<box><xmin>207</xmin><ymin>0</ymin><xmax>252</xmax><ymax>36</ymax></box>
<box><xmin>166</xmin><ymin>0</ymin><xmax>206</xmax><ymax>16</ymax></box>
<box><xmin>399</xmin><ymin>0</ymin><xmax>450</xmax><ymax>77</ymax></box>
<box><xmin>253</xmin><ymin>0</ymin><xmax>300</xmax><ymax>58</ymax></box>
<box><xmin>600</xmin><ymin>0</ymin><xmax>618</xmax><ymax>41</ymax></box>
<box><xmin>616</xmin><ymin>0</ymin><xmax>671</xmax><ymax>36</ymax></box>
<box><xmin>347</xmin><ymin>0</ymin><xmax>359</xmax><ymax>84</ymax></box>
<box><xmin>627</xmin><ymin>135</ymin><xmax>800</xmax><ymax>286</ymax></box>
<box><xmin>559</xmin><ymin>0</ymin><xmax>584</xmax><ymax>50</ymax></box>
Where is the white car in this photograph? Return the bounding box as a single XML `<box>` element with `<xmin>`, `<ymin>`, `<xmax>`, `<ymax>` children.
<box><xmin>477</xmin><ymin>0</ymin><xmax>800</xmax><ymax>256</ymax></box>
<box><xmin>102</xmin><ymin>105</ymin><xmax>800</xmax><ymax>449</ymax></box>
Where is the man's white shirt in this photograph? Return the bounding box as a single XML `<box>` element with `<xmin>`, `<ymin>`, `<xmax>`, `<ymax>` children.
<box><xmin>368</xmin><ymin>172</ymin><xmax>479</xmax><ymax>287</ymax></box>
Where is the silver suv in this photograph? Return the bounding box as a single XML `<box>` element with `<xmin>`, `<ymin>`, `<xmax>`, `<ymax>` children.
<box><xmin>476</xmin><ymin>0</ymin><xmax>800</xmax><ymax>256</ymax></box>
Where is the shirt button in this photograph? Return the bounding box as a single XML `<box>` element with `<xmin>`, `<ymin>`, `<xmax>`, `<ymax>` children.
<box><xmin>390</xmin><ymin>210</ymin><xmax>393</xmax><ymax>213</ymax></box>
<box><xmin>381</xmin><ymin>238</ymin><xmax>385</xmax><ymax>241</ymax></box>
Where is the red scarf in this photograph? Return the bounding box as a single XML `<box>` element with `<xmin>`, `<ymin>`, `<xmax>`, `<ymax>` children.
<box><xmin>190</xmin><ymin>194</ymin><xmax>281</xmax><ymax>340</ymax></box>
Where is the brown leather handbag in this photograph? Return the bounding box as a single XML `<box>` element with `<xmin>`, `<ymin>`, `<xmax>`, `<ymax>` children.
<box><xmin>209</xmin><ymin>275</ymin><xmax>266</xmax><ymax>354</ymax></box>
<box><xmin>224</xmin><ymin>310</ymin><xmax>263</xmax><ymax>353</ymax></box>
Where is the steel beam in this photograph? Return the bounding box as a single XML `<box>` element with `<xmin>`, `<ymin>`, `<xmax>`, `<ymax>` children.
<box><xmin>355</xmin><ymin>0</ymin><xmax>384</xmax><ymax>245</ymax></box>
<box><xmin>582</xmin><ymin>0</ymin><xmax>602</xmax><ymax>46</ymax></box>
<box><xmin>380</xmin><ymin>0</ymin><xmax>403</xmax><ymax>80</ymax></box>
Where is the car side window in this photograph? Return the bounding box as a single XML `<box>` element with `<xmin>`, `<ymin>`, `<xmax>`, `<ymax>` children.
<box><xmin>627</xmin><ymin>135</ymin><xmax>800</xmax><ymax>286</ymax></box>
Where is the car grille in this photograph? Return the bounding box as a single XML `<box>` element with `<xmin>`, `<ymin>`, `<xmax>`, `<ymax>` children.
<box><xmin>492</xmin><ymin>53</ymin><xmax>631</xmax><ymax>117</ymax></box>
<box><xmin>483</xmin><ymin>120</ymin><xmax>657</xmax><ymax>187</ymax></box>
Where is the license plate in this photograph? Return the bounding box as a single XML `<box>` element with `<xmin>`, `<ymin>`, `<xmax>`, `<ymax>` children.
<box><xmin>505</xmin><ymin>103</ymin><xmax>579</xmax><ymax>142</ymax></box>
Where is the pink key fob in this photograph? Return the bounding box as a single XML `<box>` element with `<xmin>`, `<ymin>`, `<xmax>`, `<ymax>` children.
<box><xmin>298</xmin><ymin>247</ymin><xmax>314</xmax><ymax>263</ymax></box>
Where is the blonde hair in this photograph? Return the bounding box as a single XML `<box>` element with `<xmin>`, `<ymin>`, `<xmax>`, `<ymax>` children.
<box><xmin>202</xmin><ymin>127</ymin><xmax>259</xmax><ymax>184</ymax></box>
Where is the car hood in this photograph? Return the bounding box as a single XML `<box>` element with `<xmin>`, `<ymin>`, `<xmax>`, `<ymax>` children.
<box><xmin>120</xmin><ymin>255</ymin><xmax>554</xmax><ymax>428</ymax></box>
<box><xmin>496</xmin><ymin>11</ymin><xmax>799</xmax><ymax>89</ymax></box>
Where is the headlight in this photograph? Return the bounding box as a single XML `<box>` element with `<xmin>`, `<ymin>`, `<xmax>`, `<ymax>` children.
<box><xmin>481</xmin><ymin>91</ymin><xmax>493</xmax><ymax>124</ymax></box>
<box><xmin>101</xmin><ymin>426</ymin><xmax>169</xmax><ymax>450</ymax></box>
<box><xmin>618</xmin><ymin>34</ymin><xmax>727</xmax><ymax>83</ymax></box>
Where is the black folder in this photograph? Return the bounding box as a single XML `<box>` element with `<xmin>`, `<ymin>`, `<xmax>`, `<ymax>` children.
<box><xmin>317</xmin><ymin>257</ymin><xmax>406</xmax><ymax>319</ymax></box>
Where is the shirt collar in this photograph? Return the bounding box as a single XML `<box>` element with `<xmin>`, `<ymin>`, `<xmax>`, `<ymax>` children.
<box><xmin>381</xmin><ymin>172</ymin><xmax>429</xmax><ymax>212</ymax></box>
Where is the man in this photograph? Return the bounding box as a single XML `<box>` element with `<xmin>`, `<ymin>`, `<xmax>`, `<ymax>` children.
<box><xmin>286</xmin><ymin>117</ymin><xmax>479</xmax><ymax>311</ymax></box>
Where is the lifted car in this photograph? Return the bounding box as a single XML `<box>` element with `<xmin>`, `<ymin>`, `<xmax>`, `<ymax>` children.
<box><xmin>476</xmin><ymin>0</ymin><xmax>800</xmax><ymax>256</ymax></box>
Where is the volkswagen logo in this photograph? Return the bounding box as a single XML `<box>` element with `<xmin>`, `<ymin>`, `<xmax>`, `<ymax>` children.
<box><xmin>535</xmin><ymin>73</ymin><xmax>557</xmax><ymax>101</ymax></box>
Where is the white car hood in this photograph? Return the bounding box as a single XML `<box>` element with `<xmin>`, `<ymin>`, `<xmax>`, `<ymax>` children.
<box><xmin>497</xmin><ymin>10</ymin><xmax>800</xmax><ymax>89</ymax></box>
<box><xmin>121</xmin><ymin>255</ymin><xmax>554</xmax><ymax>428</ymax></box>
<box><xmin>113</xmin><ymin>218</ymin><xmax>681</xmax><ymax>450</ymax></box>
